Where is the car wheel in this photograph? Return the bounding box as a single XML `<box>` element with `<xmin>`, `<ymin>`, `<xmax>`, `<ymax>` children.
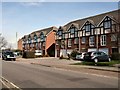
<box><xmin>94</xmin><ymin>58</ymin><xmax>98</xmax><ymax>63</ymax></box>
<box><xmin>108</xmin><ymin>58</ymin><xmax>111</xmax><ymax>62</ymax></box>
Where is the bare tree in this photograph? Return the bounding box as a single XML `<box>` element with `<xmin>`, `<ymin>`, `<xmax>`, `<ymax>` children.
<box><xmin>0</xmin><ymin>34</ymin><xmax>7</xmax><ymax>50</ymax></box>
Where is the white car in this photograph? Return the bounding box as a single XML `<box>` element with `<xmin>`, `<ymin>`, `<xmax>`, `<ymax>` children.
<box><xmin>76</xmin><ymin>52</ymin><xmax>86</xmax><ymax>60</ymax></box>
<box><xmin>35</xmin><ymin>50</ymin><xmax>42</xmax><ymax>56</ymax></box>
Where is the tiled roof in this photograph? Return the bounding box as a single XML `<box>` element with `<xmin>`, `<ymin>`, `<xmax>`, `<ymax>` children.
<box><xmin>63</xmin><ymin>9</ymin><xmax>119</xmax><ymax>31</ymax></box>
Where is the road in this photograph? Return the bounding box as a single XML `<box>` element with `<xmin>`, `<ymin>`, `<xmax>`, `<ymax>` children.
<box><xmin>2</xmin><ymin>59</ymin><xmax>119</xmax><ymax>89</ymax></box>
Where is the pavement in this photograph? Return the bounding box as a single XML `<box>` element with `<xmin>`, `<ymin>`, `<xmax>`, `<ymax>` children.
<box><xmin>16</xmin><ymin>57</ymin><xmax>120</xmax><ymax>72</ymax></box>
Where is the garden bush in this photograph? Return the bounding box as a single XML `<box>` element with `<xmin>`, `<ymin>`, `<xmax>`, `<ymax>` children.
<box><xmin>111</xmin><ymin>53</ymin><xmax>120</xmax><ymax>60</ymax></box>
<box><xmin>70</xmin><ymin>50</ymin><xmax>79</xmax><ymax>59</ymax></box>
<box><xmin>22</xmin><ymin>51</ymin><xmax>35</xmax><ymax>58</ymax></box>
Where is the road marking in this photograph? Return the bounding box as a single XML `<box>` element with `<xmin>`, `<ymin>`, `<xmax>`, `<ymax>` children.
<box><xmin>0</xmin><ymin>78</ymin><xmax>10</xmax><ymax>88</ymax></box>
<box><xmin>0</xmin><ymin>76</ymin><xmax>22</xmax><ymax>90</ymax></box>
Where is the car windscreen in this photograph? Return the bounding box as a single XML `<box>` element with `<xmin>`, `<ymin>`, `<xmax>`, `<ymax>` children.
<box><xmin>5</xmin><ymin>52</ymin><xmax>14</xmax><ymax>56</ymax></box>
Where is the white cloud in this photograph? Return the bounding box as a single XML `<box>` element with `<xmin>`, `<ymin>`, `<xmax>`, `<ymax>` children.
<box><xmin>21</xmin><ymin>2</ymin><xmax>43</xmax><ymax>6</ymax></box>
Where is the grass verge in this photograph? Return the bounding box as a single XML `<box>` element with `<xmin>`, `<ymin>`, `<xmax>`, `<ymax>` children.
<box><xmin>71</xmin><ymin>60</ymin><xmax>120</xmax><ymax>66</ymax></box>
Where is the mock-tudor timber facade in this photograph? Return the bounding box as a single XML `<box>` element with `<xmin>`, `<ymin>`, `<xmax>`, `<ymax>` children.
<box><xmin>18</xmin><ymin>9</ymin><xmax>120</xmax><ymax>57</ymax></box>
<box><xmin>55</xmin><ymin>9</ymin><xmax>120</xmax><ymax>57</ymax></box>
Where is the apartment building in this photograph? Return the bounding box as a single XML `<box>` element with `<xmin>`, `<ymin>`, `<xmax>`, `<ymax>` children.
<box><xmin>55</xmin><ymin>9</ymin><xmax>120</xmax><ymax>57</ymax></box>
<box><xmin>20</xmin><ymin>26</ymin><xmax>57</xmax><ymax>56</ymax></box>
<box><xmin>18</xmin><ymin>9</ymin><xmax>120</xmax><ymax>57</ymax></box>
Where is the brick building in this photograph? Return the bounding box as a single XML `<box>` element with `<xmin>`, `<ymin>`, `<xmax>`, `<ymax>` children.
<box><xmin>18</xmin><ymin>38</ymin><xmax>23</xmax><ymax>50</ymax></box>
<box><xmin>19</xmin><ymin>26</ymin><xmax>57</xmax><ymax>56</ymax></box>
<box><xmin>55</xmin><ymin>9</ymin><xmax>120</xmax><ymax>57</ymax></box>
<box><xmin>18</xmin><ymin>9</ymin><xmax>120</xmax><ymax>57</ymax></box>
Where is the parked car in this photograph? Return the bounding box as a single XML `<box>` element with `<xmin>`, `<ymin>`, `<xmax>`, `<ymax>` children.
<box><xmin>84</xmin><ymin>51</ymin><xmax>111</xmax><ymax>63</ymax></box>
<box><xmin>2</xmin><ymin>51</ymin><xmax>16</xmax><ymax>61</ymax></box>
<box><xmin>35</xmin><ymin>50</ymin><xmax>42</xmax><ymax>56</ymax></box>
<box><xmin>75</xmin><ymin>52</ymin><xmax>86</xmax><ymax>60</ymax></box>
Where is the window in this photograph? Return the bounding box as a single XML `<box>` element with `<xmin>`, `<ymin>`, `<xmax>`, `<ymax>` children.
<box><xmin>89</xmin><ymin>36</ymin><xmax>95</xmax><ymax>46</ymax></box>
<box><xmin>104</xmin><ymin>21</ymin><xmax>111</xmax><ymax>29</ymax></box>
<box><xmin>74</xmin><ymin>38</ymin><xmax>79</xmax><ymax>44</ymax></box>
<box><xmin>100</xmin><ymin>35</ymin><xmax>106</xmax><ymax>46</ymax></box>
<box><xmin>59</xmin><ymin>31</ymin><xmax>62</xmax><ymax>36</ymax></box>
<box><xmin>68</xmin><ymin>28</ymin><xmax>76</xmax><ymax>38</ymax></box>
<box><xmin>111</xmin><ymin>34</ymin><xmax>117</xmax><ymax>41</ymax></box>
<box><xmin>86</xmin><ymin>25</ymin><xmax>90</xmax><ymax>32</ymax></box>
<box><xmin>40</xmin><ymin>32</ymin><xmax>45</xmax><ymax>42</ymax></box>
<box><xmin>75</xmin><ymin>31</ymin><xmax>78</xmax><ymax>37</ymax></box>
<box><xmin>34</xmin><ymin>35</ymin><xmax>38</xmax><ymax>42</ymax></box>
<box><xmin>68</xmin><ymin>39</ymin><xmax>72</xmax><ymax>47</ymax></box>
<box><xmin>81</xmin><ymin>37</ymin><xmax>86</xmax><ymax>44</ymax></box>
<box><xmin>71</xmin><ymin>28</ymin><xmax>74</xmax><ymax>34</ymax></box>
<box><xmin>62</xmin><ymin>33</ymin><xmax>65</xmax><ymax>39</ymax></box>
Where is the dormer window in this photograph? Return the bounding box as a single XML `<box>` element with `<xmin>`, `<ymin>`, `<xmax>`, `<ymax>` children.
<box><xmin>34</xmin><ymin>34</ymin><xmax>38</xmax><ymax>42</ymax></box>
<box><xmin>56</xmin><ymin>29</ymin><xmax>63</xmax><ymax>39</ymax></box>
<box><xmin>40</xmin><ymin>32</ymin><xmax>45</xmax><ymax>42</ymax></box>
<box><xmin>28</xmin><ymin>35</ymin><xmax>31</xmax><ymax>44</ymax></box>
<box><xmin>70</xmin><ymin>28</ymin><xmax>75</xmax><ymax>34</ymax></box>
<box><xmin>86</xmin><ymin>24</ymin><xmax>91</xmax><ymax>32</ymax></box>
<box><xmin>104</xmin><ymin>20</ymin><xmax>111</xmax><ymax>29</ymax></box>
<box><xmin>59</xmin><ymin>30</ymin><xmax>62</xmax><ymax>36</ymax></box>
<box><xmin>68</xmin><ymin>27</ymin><xmax>78</xmax><ymax>38</ymax></box>
<box><xmin>81</xmin><ymin>20</ymin><xmax>95</xmax><ymax>36</ymax></box>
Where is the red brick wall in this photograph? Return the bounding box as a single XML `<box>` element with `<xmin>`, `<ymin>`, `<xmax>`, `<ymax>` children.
<box><xmin>45</xmin><ymin>31</ymin><xmax>55</xmax><ymax>52</ymax></box>
<box><xmin>18</xmin><ymin>39</ymin><xmax>23</xmax><ymax>50</ymax></box>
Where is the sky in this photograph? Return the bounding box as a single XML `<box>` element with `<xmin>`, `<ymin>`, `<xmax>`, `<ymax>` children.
<box><xmin>1</xmin><ymin>1</ymin><xmax>119</xmax><ymax>49</ymax></box>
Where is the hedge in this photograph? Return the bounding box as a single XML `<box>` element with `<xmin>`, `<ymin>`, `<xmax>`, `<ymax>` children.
<box><xmin>111</xmin><ymin>53</ymin><xmax>120</xmax><ymax>60</ymax></box>
<box><xmin>22</xmin><ymin>51</ymin><xmax>35</xmax><ymax>58</ymax></box>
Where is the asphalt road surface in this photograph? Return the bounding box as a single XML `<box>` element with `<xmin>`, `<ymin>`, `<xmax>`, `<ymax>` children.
<box><xmin>2</xmin><ymin>60</ymin><xmax>119</xmax><ymax>89</ymax></box>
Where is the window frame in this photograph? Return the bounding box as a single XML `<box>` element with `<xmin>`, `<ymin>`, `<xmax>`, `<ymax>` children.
<box><xmin>74</xmin><ymin>38</ymin><xmax>79</xmax><ymax>44</ymax></box>
<box><xmin>89</xmin><ymin>36</ymin><xmax>95</xmax><ymax>46</ymax></box>
<box><xmin>40</xmin><ymin>32</ymin><xmax>45</xmax><ymax>42</ymax></box>
<box><xmin>100</xmin><ymin>35</ymin><xmax>106</xmax><ymax>46</ymax></box>
<box><xmin>68</xmin><ymin>39</ymin><xmax>72</xmax><ymax>47</ymax></box>
<box><xmin>81</xmin><ymin>37</ymin><xmax>86</xmax><ymax>44</ymax></box>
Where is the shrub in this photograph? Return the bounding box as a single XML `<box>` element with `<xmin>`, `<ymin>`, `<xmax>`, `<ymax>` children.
<box><xmin>22</xmin><ymin>51</ymin><xmax>35</xmax><ymax>58</ymax></box>
<box><xmin>43</xmin><ymin>54</ymin><xmax>49</xmax><ymax>57</ymax></box>
<box><xmin>70</xmin><ymin>50</ymin><xmax>79</xmax><ymax>59</ymax></box>
<box><xmin>111</xmin><ymin>53</ymin><xmax>120</xmax><ymax>60</ymax></box>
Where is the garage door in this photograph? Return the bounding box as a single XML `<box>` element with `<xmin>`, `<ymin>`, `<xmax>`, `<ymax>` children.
<box><xmin>88</xmin><ymin>48</ymin><xmax>97</xmax><ymax>52</ymax></box>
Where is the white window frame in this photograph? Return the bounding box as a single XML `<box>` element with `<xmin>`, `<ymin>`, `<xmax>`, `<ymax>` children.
<box><xmin>81</xmin><ymin>37</ymin><xmax>86</xmax><ymax>44</ymax></box>
<box><xmin>68</xmin><ymin>39</ymin><xmax>72</xmax><ymax>47</ymax></box>
<box><xmin>74</xmin><ymin>38</ymin><xmax>79</xmax><ymax>44</ymax></box>
<box><xmin>100</xmin><ymin>35</ymin><xmax>106</xmax><ymax>46</ymax></box>
<box><xmin>89</xmin><ymin>36</ymin><xmax>94</xmax><ymax>46</ymax></box>
<box><xmin>104</xmin><ymin>21</ymin><xmax>111</xmax><ymax>29</ymax></box>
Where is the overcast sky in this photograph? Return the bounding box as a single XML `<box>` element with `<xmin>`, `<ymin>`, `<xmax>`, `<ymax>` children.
<box><xmin>1</xmin><ymin>1</ymin><xmax>119</xmax><ymax>49</ymax></box>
